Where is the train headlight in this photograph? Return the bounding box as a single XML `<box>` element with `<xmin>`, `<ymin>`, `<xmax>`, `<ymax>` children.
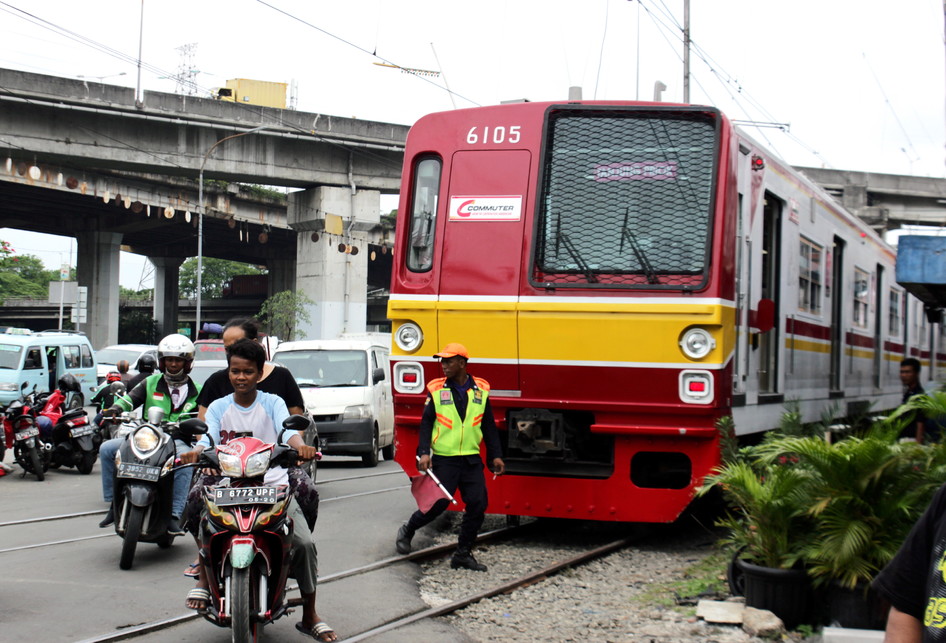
<box><xmin>395</xmin><ymin>322</ymin><xmax>423</xmax><ymax>353</ymax></box>
<box><xmin>680</xmin><ymin>328</ymin><xmax>715</xmax><ymax>359</ymax></box>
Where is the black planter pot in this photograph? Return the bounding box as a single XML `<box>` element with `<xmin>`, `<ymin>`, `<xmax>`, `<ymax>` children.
<box><xmin>824</xmin><ymin>581</ymin><xmax>889</xmax><ymax>630</ymax></box>
<box><xmin>737</xmin><ymin>559</ymin><xmax>816</xmax><ymax>629</ymax></box>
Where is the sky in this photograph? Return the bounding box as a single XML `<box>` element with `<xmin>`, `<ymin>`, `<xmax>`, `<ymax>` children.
<box><xmin>1</xmin><ymin>0</ymin><xmax>944</xmax><ymax>288</ymax></box>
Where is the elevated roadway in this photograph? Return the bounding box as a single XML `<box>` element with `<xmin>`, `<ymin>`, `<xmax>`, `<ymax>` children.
<box><xmin>0</xmin><ymin>68</ymin><xmax>408</xmax><ymax>347</ymax></box>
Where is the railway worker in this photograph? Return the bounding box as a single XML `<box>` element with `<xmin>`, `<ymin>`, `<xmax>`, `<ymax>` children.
<box><xmin>97</xmin><ymin>333</ymin><xmax>201</xmax><ymax>536</ymax></box>
<box><xmin>900</xmin><ymin>358</ymin><xmax>929</xmax><ymax>442</ymax></box>
<box><xmin>874</xmin><ymin>482</ymin><xmax>946</xmax><ymax>640</ymax></box>
<box><xmin>395</xmin><ymin>342</ymin><xmax>505</xmax><ymax>572</ymax></box>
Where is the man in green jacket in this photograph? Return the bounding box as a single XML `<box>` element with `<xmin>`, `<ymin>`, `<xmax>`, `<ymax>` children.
<box><xmin>97</xmin><ymin>334</ymin><xmax>201</xmax><ymax>534</ymax></box>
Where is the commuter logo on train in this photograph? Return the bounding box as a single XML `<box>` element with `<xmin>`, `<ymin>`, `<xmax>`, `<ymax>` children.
<box><xmin>450</xmin><ymin>195</ymin><xmax>522</xmax><ymax>221</ymax></box>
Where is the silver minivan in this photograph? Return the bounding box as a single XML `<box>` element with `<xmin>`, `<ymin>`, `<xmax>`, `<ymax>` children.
<box><xmin>0</xmin><ymin>330</ymin><xmax>98</xmax><ymax>406</ymax></box>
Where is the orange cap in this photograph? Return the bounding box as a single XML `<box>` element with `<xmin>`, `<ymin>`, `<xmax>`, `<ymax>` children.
<box><xmin>434</xmin><ymin>342</ymin><xmax>469</xmax><ymax>359</ymax></box>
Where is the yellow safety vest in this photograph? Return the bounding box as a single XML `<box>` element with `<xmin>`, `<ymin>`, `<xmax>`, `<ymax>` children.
<box><xmin>427</xmin><ymin>376</ymin><xmax>490</xmax><ymax>456</ymax></box>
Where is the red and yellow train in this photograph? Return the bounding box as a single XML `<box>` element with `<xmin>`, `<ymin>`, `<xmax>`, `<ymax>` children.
<box><xmin>388</xmin><ymin>100</ymin><xmax>937</xmax><ymax>523</ymax></box>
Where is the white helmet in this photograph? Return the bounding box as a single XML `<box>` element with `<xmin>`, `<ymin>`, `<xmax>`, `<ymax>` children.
<box><xmin>157</xmin><ymin>333</ymin><xmax>195</xmax><ymax>374</ymax></box>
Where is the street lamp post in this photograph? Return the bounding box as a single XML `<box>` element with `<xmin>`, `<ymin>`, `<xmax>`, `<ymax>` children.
<box><xmin>196</xmin><ymin>125</ymin><xmax>270</xmax><ymax>336</ymax></box>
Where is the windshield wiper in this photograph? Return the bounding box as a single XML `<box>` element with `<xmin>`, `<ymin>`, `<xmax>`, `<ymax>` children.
<box><xmin>621</xmin><ymin>208</ymin><xmax>659</xmax><ymax>284</ymax></box>
<box><xmin>554</xmin><ymin>231</ymin><xmax>598</xmax><ymax>284</ymax></box>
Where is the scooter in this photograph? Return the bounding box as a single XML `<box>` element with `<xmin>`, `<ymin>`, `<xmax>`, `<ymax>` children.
<box><xmin>44</xmin><ymin>375</ymin><xmax>98</xmax><ymax>474</ymax></box>
<box><xmin>190</xmin><ymin>415</ymin><xmax>309</xmax><ymax>642</ymax></box>
<box><xmin>2</xmin><ymin>383</ymin><xmax>51</xmax><ymax>481</ymax></box>
<box><xmin>111</xmin><ymin>407</ymin><xmax>205</xmax><ymax>570</ymax></box>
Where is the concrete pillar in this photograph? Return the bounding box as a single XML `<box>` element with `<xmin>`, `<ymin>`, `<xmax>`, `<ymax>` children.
<box><xmin>150</xmin><ymin>256</ymin><xmax>184</xmax><ymax>339</ymax></box>
<box><xmin>288</xmin><ymin>186</ymin><xmax>380</xmax><ymax>339</ymax></box>
<box><xmin>267</xmin><ymin>257</ymin><xmax>296</xmax><ymax>299</ymax></box>
<box><xmin>76</xmin><ymin>230</ymin><xmax>122</xmax><ymax>350</ymax></box>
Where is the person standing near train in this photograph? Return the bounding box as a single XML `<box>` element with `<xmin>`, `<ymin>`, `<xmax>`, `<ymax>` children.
<box><xmin>395</xmin><ymin>342</ymin><xmax>505</xmax><ymax>571</ymax></box>
<box><xmin>900</xmin><ymin>358</ymin><xmax>929</xmax><ymax>442</ymax></box>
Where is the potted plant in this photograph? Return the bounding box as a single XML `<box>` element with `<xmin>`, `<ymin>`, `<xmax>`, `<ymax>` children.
<box><xmin>698</xmin><ymin>417</ymin><xmax>819</xmax><ymax>629</ymax></box>
<box><xmin>755</xmin><ymin>416</ymin><xmax>945</xmax><ymax>629</ymax></box>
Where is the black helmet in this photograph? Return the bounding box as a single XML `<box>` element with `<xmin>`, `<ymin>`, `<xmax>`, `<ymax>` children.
<box><xmin>58</xmin><ymin>373</ymin><xmax>80</xmax><ymax>393</ymax></box>
<box><xmin>137</xmin><ymin>354</ymin><xmax>157</xmax><ymax>373</ymax></box>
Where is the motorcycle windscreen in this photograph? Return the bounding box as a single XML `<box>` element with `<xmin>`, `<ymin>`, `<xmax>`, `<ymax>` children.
<box><xmin>437</xmin><ymin>149</ymin><xmax>530</xmax><ymax>393</ymax></box>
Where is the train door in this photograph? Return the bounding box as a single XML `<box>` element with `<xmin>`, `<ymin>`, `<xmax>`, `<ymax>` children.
<box><xmin>758</xmin><ymin>192</ymin><xmax>781</xmax><ymax>395</ymax></box>
<box><xmin>829</xmin><ymin>236</ymin><xmax>845</xmax><ymax>392</ymax></box>
<box><xmin>873</xmin><ymin>265</ymin><xmax>884</xmax><ymax>388</ymax></box>
<box><xmin>436</xmin><ymin>149</ymin><xmax>531</xmax><ymax>390</ymax></box>
<box><xmin>733</xmin><ymin>193</ymin><xmax>748</xmax><ymax>400</ymax></box>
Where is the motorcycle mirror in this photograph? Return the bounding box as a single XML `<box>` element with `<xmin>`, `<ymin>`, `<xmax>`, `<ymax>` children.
<box><xmin>281</xmin><ymin>414</ymin><xmax>309</xmax><ymax>433</ymax></box>
<box><xmin>20</xmin><ymin>381</ymin><xmax>28</xmax><ymax>391</ymax></box>
<box><xmin>179</xmin><ymin>418</ymin><xmax>208</xmax><ymax>437</ymax></box>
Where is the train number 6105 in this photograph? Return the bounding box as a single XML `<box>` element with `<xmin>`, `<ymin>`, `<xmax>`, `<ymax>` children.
<box><xmin>466</xmin><ymin>125</ymin><xmax>521</xmax><ymax>145</ymax></box>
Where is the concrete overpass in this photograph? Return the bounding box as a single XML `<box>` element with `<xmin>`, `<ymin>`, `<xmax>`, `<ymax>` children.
<box><xmin>0</xmin><ymin>67</ymin><xmax>407</xmax><ymax>348</ymax></box>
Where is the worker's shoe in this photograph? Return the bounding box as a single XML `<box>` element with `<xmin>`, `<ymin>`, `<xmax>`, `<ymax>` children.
<box><xmin>396</xmin><ymin>524</ymin><xmax>415</xmax><ymax>555</ymax></box>
<box><xmin>450</xmin><ymin>548</ymin><xmax>487</xmax><ymax>572</ymax></box>
<box><xmin>99</xmin><ymin>506</ymin><xmax>115</xmax><ymax>528</ymax></box>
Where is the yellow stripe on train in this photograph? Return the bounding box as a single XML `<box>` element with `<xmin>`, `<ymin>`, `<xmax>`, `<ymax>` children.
<box><xmin>389</xmin><ymin>298</ymin><xmax>736</xmax><ymax>365</ymax></box>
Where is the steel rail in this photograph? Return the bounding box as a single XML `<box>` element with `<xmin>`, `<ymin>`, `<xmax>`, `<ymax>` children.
<box><xmin>74</xmin><ymin>525</ymin><xmax>530</xmax><ymax>643</ymax></box>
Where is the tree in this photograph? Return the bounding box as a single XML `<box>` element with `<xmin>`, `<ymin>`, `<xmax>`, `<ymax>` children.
<box><xmin>0</xmin><ymin>239</ymin><xmax>68</xmax><ymax>302</ymax></box>
<box><xmin>178</xmin><ymin>257</ymin><xmax>265</xmax><ymax>299</ymax></box>
<box><xmin>118</xmin><ymin>306</ymin><xmax>158</xmax><ymax>344</ymax></box>
<box><xmin>259</xmin><ymin>290</ymin><xmax>315</xmax><ymax>342</ymax></box>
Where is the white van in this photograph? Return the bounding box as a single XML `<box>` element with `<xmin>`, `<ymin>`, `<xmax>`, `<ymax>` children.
<box><xmin>272</xmin><ymin>335</ymin><xmax>393</xmax><ymax>467</ymax></box>
<box><xmin>0</xmin><ymin>329</ymin><xmax>98</xmax><ymax>406</ymax></box>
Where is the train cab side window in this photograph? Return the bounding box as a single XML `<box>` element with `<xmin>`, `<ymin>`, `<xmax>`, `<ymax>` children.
<box><xmin>406</xmin><ymin>157</ymin><xmax>442</xmax><ymax>272</ymax></box>
<box><xmin>853</xmin><ymin>268</ymin><xmax>870</xmax><ymax>329</ymax></box>
<box><xmin>798</xmin><ymin>237</ymin><xmax>822</xmax><ymax>314</ymax></box>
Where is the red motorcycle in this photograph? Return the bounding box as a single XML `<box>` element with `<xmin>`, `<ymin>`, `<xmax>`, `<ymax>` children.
<box><xmin>191</xmin><ymin>415</ymin><xmax>308</xmax><ymax>643</ymax></box>
<box><xmin>42</xmin><ymin>374</ymin><xmax>98</xmax><ymax>474</ymax></box>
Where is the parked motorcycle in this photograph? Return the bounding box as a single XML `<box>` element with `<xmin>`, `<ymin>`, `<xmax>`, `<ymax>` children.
<box><xmin>2</xmin><ymin>383</ymin><xmax>51</xmax><ymax>481</ymax></box>
<box><xmin>111</xmin><ymin>407</ymin><xmax>205</xmax><ymax>570</ymax></box>
<box><xmin>44</xmin><ymin>374</ymin><xmax>99</xmax><ymax>474</ymax></box>
<box><xmin>190</xmin><ymin>415</ymin><xmax>309</xmax><ymax>642</ymax></box>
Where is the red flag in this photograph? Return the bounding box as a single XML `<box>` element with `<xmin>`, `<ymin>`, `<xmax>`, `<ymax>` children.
<box><xmin>411</xmin><ymin>474</ymin><xmax>451</xmax><ymax>513</ymax></box>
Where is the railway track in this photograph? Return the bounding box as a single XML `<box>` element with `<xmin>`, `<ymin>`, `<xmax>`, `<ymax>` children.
<box><xmin>0</xmin><ymin>469</ymin><xmax>407</xmax><ymax>554</ymax></box>
<box><xmin>74</xmin><ymin>524</ymin><xmax>532</xmax><ymax>643</ymax></box>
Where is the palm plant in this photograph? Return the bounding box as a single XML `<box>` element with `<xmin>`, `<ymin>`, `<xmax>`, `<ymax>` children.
<box><xmin>754</xmin><ymin>422</ymin><xmax>939</xmax><ymax>589</ymax></box>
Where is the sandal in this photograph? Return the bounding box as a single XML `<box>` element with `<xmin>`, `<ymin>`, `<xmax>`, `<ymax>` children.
<box><xmin>295</xmin><ymin>621</ymin><xmax>337</xmax><ymax>641</ymax></box>
<box><xmin>183</xmin><ymin>563</ymin><xmax>200</xmax><ymax>578</ymax></box>
<box><xmin>185</xmin><ymin>587</ymin><xmax>210</xmax><ymax>611</ymax></box>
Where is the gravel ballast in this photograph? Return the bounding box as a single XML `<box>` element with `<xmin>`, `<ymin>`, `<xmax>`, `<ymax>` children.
<box><xmin>413</xmin><ymin>514</ymin><xmax>816</xmax><ymax>643</ymax></box>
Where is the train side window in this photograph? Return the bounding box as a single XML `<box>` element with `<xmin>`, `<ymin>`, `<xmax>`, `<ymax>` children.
<box><xmin>852</xmin><ymin>268</ymin><xmax>869</xmax><ymax>329</ymax></box>
<box><xmin>406</xmin><ymin>157</ymin><xmax>442</xmax><ymax>272</ymax></box>
<box><xmin>888</xmin><ymin>288</ymin><xmax>902</xmax><ymax>336</ymax></box>
<box><xmin>798</xmin><ymin>237</ymin><xmax>822</xmax><ymax>315</ymax></box>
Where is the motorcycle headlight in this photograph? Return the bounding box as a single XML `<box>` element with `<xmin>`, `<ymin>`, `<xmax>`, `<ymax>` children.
<box><xmin>133</xmin><ymin>427</ymin><xmax>160</xmax><ymax>453</ymax></box>
<box><xmin>218</xmin><ymin>451</ymin><xmax>244</xmax><ymax>478</ymax></box>
<box><xmin>244</xmin><ymin>451</ymin><xmax>272</xmax><ymax>478</ymax></box>
<box><xmin>343</xmin><ymin>404</ymin><xmax>371</xmax><ymax>420</ymax></box>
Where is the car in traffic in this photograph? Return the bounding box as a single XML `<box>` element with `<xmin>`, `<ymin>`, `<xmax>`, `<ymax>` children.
<box><xmin>188</xmin><ymin>359</ymin><xmax>227</xmax><ymax>388</ymax></box>
<box><xmin>272</xmin><ymin>335</ymin><xmax>393</xmax><ymax>467</ymax></box>
<box><xmin>95</xmin><ymin>344</ymin><xmax>157</xmax><ymax>384</ymax></box>
<box><xmin>194</xmin><ymin>339</ymin><xmax>225</xmax><ymax>361</ymax></box>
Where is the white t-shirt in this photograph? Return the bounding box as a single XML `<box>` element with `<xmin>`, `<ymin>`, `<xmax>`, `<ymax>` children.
<box><xmin>199</xmin><ymin>391</ymin><xmax>291</xmax><ymax>486</ymax></box>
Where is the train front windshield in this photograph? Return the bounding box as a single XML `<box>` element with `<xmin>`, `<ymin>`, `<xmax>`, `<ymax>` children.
<box><xmin>533</xmin><ymin>108</ymin><xmax>719</xmax><ymax>289</ymax></box>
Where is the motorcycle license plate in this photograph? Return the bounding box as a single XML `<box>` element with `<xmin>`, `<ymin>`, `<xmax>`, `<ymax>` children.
<box><xmin>213</xmin><ymin>486</ymin><xmax>278</xmax><ymax>507</ymax></box>
<box><xmin>69</xmin><ymin>425</ymin><xmax>94</xmax><ymax>438</ymax></box>
<box><xmin>117</xmin><ymin>462</ymin><xmax>161</xmax><ymax>482</ymax></box>
<box><xmin>15</xmin><ymin>427</ymin><xmax>39</xmax><ymax>441</ymax></box>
